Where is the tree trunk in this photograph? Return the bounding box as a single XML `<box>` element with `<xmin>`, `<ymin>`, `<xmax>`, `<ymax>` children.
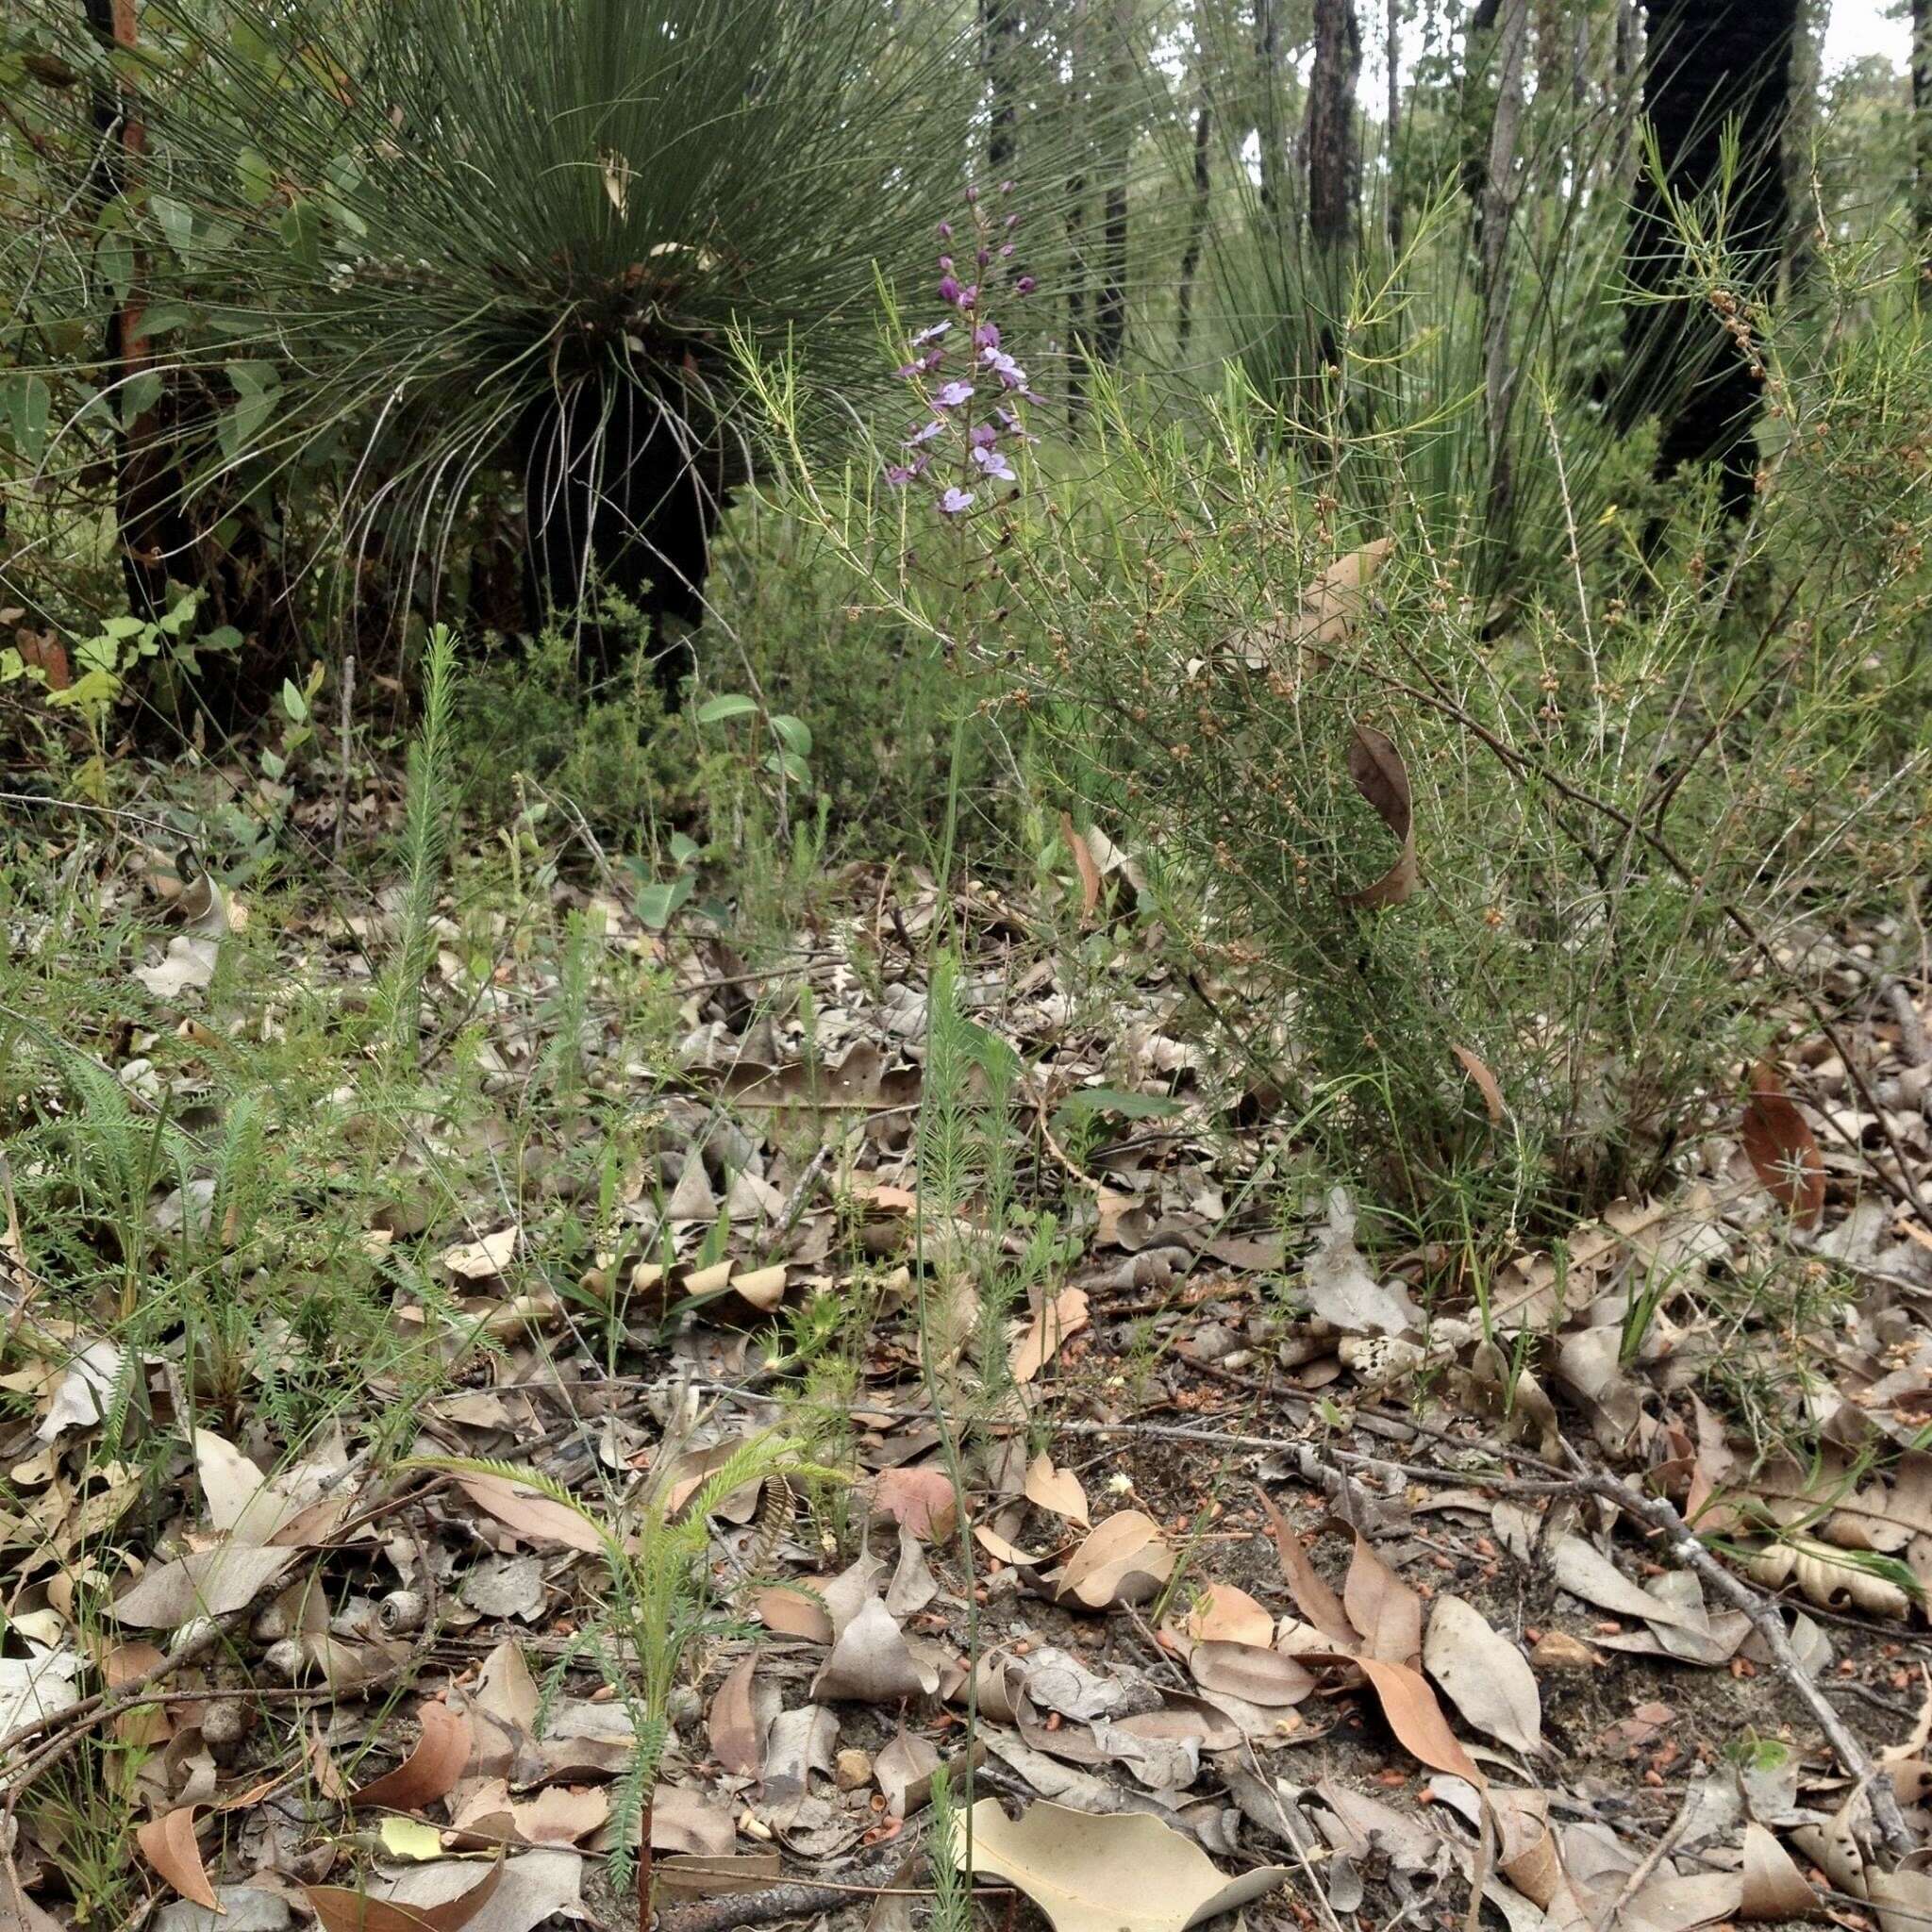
<box><xmin>1914</xmin><ymin>0</ymin><xmax>1932</xmax><ymax>280</ymax></box>
<box><xmin>1478</xmin><ymin>0</ymin><xmax>1528</xmax><ymax>535</ymax></box>
<box><xmin>1176</xmin><ymin>87</ymin><xmax>1212</xmax><ymax>353</ymax></box>
<box><xmin>1305</xmin><ymin>0</ymin><xmax>1361</xmax><ymax>252</ymax></box>
<box><xmin>1065</xmin><ymin>0</ymin><xmax>1092</xmax><ymax>419</ymax></box>
<box><xmin>982</xmin><ymin>0</ymin><xmax>1021</xmax><ymax>178</ymax></box>
<box><xmin>1783</xmin><ymin>0</ymin><xmax>1823</xmax><ymax>292</ymax></box>
<box><xmin>1255</xmin><ymin>0</ymin><xmax>1285</xmax><ymax>215</ymax></box>
<box><xmin>1386</xmin><ymin>0</ymin><xmax>1403</xmax><ymax>254</ymax></box>
<box><xmin>1611</xmin><ymin>0</ymin><xmax>1641</xmax><ymax>195</ymax></box>
<box><xmin>1093</xmin><ymin>0</ymin><xmax>1132</xmax><ymax>370</ymax></box>
<box><xmin>1622</xmin><ymin>0</ymin><xmax>1800</xmax><ymax>520</ymax></box>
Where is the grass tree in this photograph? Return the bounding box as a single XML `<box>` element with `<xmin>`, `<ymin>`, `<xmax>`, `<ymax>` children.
<box><xmin>8</xmin><ymin>0</ymin><xmax>991</xmax><ymax>699</ymax></box>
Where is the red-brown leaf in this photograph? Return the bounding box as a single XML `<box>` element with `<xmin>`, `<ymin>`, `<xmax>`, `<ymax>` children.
<box><xmin>349</xmin><ymin>1701</ymin><xmax>472</xmax><ymax>1812</ymax></box>
<box><xmin>1740</xmin><ymin>1062</ymin><xmax>1824</xmax><ymax>1229</ymax></box>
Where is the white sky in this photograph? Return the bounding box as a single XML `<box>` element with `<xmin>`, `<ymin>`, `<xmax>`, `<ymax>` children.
<box><xmin>1823</xmin><ymin>0</ymin><xmax>1910</xmax><ymax>71</ymax></box>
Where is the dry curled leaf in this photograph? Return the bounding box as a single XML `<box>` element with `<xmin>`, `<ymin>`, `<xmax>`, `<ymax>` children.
<box><xmin>138</xmin><ymin>1806</ymin><xmax>218</xmax><ymax>1911</ymax></box>
<box><xmin>1343</xmin><ymin>1534</ymin><xmax>1423</xmax><ymax>1666</ymax></box>
<box><xmin>1012</xmin><ymin>1288</ymin><xmax>1090</xmax><ymax>1384</ymax></box>
<box><xmin>1340</xmin><ymin>723</ymin><xmax>1417</xmax><ymax>909</ymax></box>
<box><xmin>1740</xmin><ymin>1064</ymin><xmax>1824</xmax><ymax>1229</ymax></box>
<box><xmin>352</xmin><ymin>1701</ymin><xmax>472</xmax><ymax>1812</ymax></box>
<box><xmin>1254</xmin><ymin>1487</ymin><xmax>1355</xmax><ymax>1647</ymax></box>
<box><xmin>1024</xmin><ymin>1454</ymin><xmax>1091</xmax><ymax>1526</ymax></box>
<box><xmin>1352</xmin><ymin>1657</ymin><xmax>1482</xmax><ymax>1784</ymax></box>
<box><xmin>1180</xmin><ymin>1583</ymin><xmax>1274</xmax><ymax>1648</ymax></box>
<box><xmin>1452</xmin><ymin>1045</ymin><xmax>1506</xmax><ymax>1124</ymax></box>
<box><xmin>1055</xmin><ymin>1511</ymin><xmax>1174</xmax><ymax>1610</ymax></box>
<box><xmin>1187</xmin><ymin>1641</ymin><xmax>1315</xmax><ymax>1707</ymax></box>
<box><xmin>707</xmin><ymin>1656</ymin><xmax>770</xmax><ymax>1777</ymax></box>
<box><xmin>1748</xmin><ymin>1538</ymin><xmax>1910</xmax><ymax>1619</ymax></box>
<box><xmin>871</xmin><ymin>1467</ymin><xmax>959</xmax><ymax>1542</ymax></box>
<box><xmin>1061</xmin><ymin>812</ymin><xmax>1103</xmax><ymax>921</ymax></box>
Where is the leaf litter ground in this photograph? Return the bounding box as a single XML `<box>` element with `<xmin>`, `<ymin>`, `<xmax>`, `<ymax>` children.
<box><xmin>5</xmin><ymin>791</ymin><xmax>1932</xmax><ymax>1932</ymax></box>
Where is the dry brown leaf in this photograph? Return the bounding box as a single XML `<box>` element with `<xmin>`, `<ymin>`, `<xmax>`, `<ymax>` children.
<box><xmin>1422</xmin><ymin>1596</ymin><xmax>1541</xmax><ymax>1755</ymax></box>
<box><xmin>707</xmin><ymin>1657</ymin><xmax>769</xmax><ymax>1777</ymax></box>
<box><xmin>945</xmin><ymin>1797</ymin><xmax>1291</xmax><ymax>1932</ymax></box>
<box><xmin>1055</xmin><ymin>1511</ymin><xmax>1174</xmax><ymax>1610</ymax></box>
<box><xmin>1739</xmin><ymin>1823</ymin><xmax>1815</xmax><ymax>1920</ymax></box>
<box><xmin>1353</xmin><ymin>1657</ymin><xmax>1482</xmax><ymax>1784</ymax></box>
<box><xmin>1451</xmin><ymin>1046</ymin><xmax>1506</xmax><ymax>1124</ymax></box>
<box><xmin>352</xmin><ymin>1702</ymin><xmax>472</xmax><ymax>1812</ymax></box>
<box><xmin>304</xmin><ymin>1858</ymin><xmax>505</xmax><ymax>1932</ymax></box>
<box><xmin>114</xmin><ymin>1545</ymin><xmax>298</xmax><ymax>1629</ymax></box>
<box><xmin>1024</xmin><ymin>1455</ymin><xmax>1091</xmax><ymax>1526</ymax></box>
<box><xmin>1547</xmin><ymin>1535</ymin><xmax>1707</xmax><ymax>1634</ymax></box>
<box><xmin>1012</xmin><ymin>1288</ymin><xmax>1090</xmax><ymax>1384</ymax></box>
<box><xmin>871</xmin><ymin>1467</ymin><xmax>959</xmax><ymax>1542</ymax></box>
<box><xmin>137</xmin><ymin>1807</ymin><xmax>218</xmax><ymax>1911</ymax></box>
<box><xmin>1342</xmin><ymin>1535</ymin><xmax>1423</xmax><ymax>1666</ymax></box>
<box><xmin>1180</xmin><ymin>1583</ymin><xmax>1274</xmax><ymax>1648</ymax></box>
<box><xmin>1294</xmin><ymin>540</ymin><xmax>1392</xmax><ymax>648</ymax></box>
<box><xmin>874</xmin><ymin>1725</ymin><xmax>941</xmax><ymax>1818</ymax></box>
<box><xmin>1340</xmin><ymin>723</ymin><xmax>1418</xmax><ymax>909</ymax></box>
<box><xmin>1254</xmin><ymin>1488</ymin><xmax>1355</xmax><ymax>1647</ymax></box>
<box><xmin>1748</xmin><ymin>1539</ymin><xmax>1910</xmax><ymax>1619</ymax></box>
<box><xmin>808</xmin><ymin>1596</ymin><xmax>938</xmax><ymax>1703</ymax></box>
<box><xmin>657</xmin><ymin>1856</ymin><xmax>784</xmax><ymax>1903</ymax></box>
<box><xmin>1186</xmin><ymin>1641</ymin><xmax>1315</xmax><ymax>1707</ymax></box>
<box><xmin>1061</xmin><ymin>813</ymin><xmax>1103</xmax><ymax>922</ymax></box>
<box><xmin>1740</xmin><ymin>1064</ymin><xmax>1825</xmax><ymax>1229</ymax></box>
<box><xmin>453</xmin><ymin>1473</ymin><xmax>604</xmax><ymax>1555</ymax></box>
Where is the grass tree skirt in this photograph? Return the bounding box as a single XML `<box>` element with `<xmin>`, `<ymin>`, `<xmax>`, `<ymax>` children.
<box><xmin>510</xmin><ymin>375</ymin><xmax>736</xmax><ymax>700</ymax></box>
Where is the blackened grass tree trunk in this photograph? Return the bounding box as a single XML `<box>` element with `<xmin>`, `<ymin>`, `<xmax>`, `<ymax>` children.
<box><xmin>1176</xmin><ymin>75</ymin><xmax>1213</xmax><ymax>356</ymax></box>
<box><xmin>1622</xmin><ymin>0</ymin><xmax>1800</xmax><ymax>521</ymax></box>
<box><xmin>1305</xmin><ymin>0</ymin><xmax>1360</xmax><ymax>255</ymax></box>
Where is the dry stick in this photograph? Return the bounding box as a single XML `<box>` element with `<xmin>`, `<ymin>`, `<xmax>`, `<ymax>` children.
<box><xmin>335</xmin><ymin>651</ymin><xmax>356</xmax><ymax>861</ymax></box>
<box><xmin>1562</xmin><ymin>1450</ymin><xmax>1917</xmax><ymax>1858</ymax></box>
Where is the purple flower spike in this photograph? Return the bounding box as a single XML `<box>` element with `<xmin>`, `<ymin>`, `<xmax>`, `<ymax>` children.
<box><xmin>972</xmin><ymin>445</ymin><xmax>1015</xmax><ymax>481</ymax></box>
<box><xmin>969</xmin><ymin>420</ymin><xmax>998</xmax><ymax>449</ymax></box>
<box><xmin>905</xmin><ymin>418</ymin><xmax>945</xmax><ymax>445</ymax></box>
<box><xmin>910</xmin><ymin>321</ymin><xmax>951</xmax><ymax>347</ymax></box>
<box><xmin>934</xmin><ymin>379</ymin><xmax>975</xmax><ymax>408</ymax></box>
<box><xmin>938</xmin><ymin>274</ymin><xmax>961</xmax><ymax>305</ymax></box>
<box><xmin>974</xmin><ymin>321</ymin><xmax>1001</xmax><ymax>350</ymax></box>
<box><xmin>1014</xmin><ymin>275</ymin><xmax>1036</xmax><ymax>295</ymax></box>
<box><xmin>958</xmin><ymin>284</ymin><xmax>979</xmax><ymax>308</ymax></box>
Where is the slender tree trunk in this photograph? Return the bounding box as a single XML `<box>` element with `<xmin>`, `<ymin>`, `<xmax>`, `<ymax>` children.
<box><xmin>1623</xmin><ymin>0</ymin><xmax>1800</xmax><ymax>519</ymax></box>
<box><xmin>1306</xmin><ymin>0</ymin><xmax>1361</xmax><ymax>252</ymax></box>
<box><xmin>1914</xmin><ymin>0</ymin><xmax>1932</xmax><ymax>282</ymax></box>
<box><xmin>982</xmin><ymin>0</ymin><xmax>1021</xmax><ymax>178</ymax></box>
<box><xmin>1386</xmin><ymin>0</ymin><xmax>1403</xmax><ymax>254</ymax></box>
<box><xmin>1255</xmin><ymin>0</ymin><xmax>1284</xmax><ymax>215</ymax></box>
<box><xmin>1065</xmin><ymin>0</ymin><xmax>1092</xmax><ymax>420</ymax></box>
<box><xmin>1177</xmin><ymin>86</ymin><xmax>1213</xmax><ymax>353</ymax></box>
<box><xmin>1093</xmin><ymin>0</ymin><xmax>1132</xmax><ymax>370</ymax></box>
<box><xmin>1783</xmin><ymin>0</ymin><xmax>1823</xmax><ymax>293</ymax></box>
<box><xmin>1478</xmin><ymin>0</ymin><xmax>1528</xmax><ymax>537</ymax></box>
<box><xmin>1611</xmin><ymin>0</ymin><xmax>1641</xmax><ymax>197</ymax></box>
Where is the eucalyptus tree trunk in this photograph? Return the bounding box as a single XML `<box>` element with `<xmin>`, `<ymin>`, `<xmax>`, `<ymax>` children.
<box><xmin>1065</xmin><ymin>0</ymin><xmax>1093</xmax><ymax>419</ymax></box>
<box><xmin>1093</xmin><ymin>0</ymin><xmax>1133</xmax><ymax>370</ymax></box>
<box><xmin>1255</xmin><ymin>0</ymin><xmax>1285</xmax><ymax>215</ymax></box>
<box><xmin>1477</xmin><ymin>0</ymin><xmax>1528</xmax><ymax>534</ymax></box>
<box><xmin>982</xmin><ymin>0</ymin><xmax>1021</xmax><ymax>176</ymax></box>
<box><xmin>1305</xmin><ymin>0</ymin><xmax>1360</xmax><ymax>252</ymax></box>
<box><xmin>1623</xmin><ymin>0</ymin><xmax>1800</xmax><ymax>519</ymax></box>
<box><xmin>1782</xmin><ymin>0</ymin><xmax>1823</xmax><ymax>293</ymax></box>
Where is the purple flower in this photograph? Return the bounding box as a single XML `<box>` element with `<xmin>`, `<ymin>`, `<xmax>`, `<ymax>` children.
<box><xmin>983</xmin><ymin>350</ymin><xmax>1029</xmax><ymax>391</ymax></box>
<box><xmin>933</xmin><ymin>379</ymin><xmax>974</xmax><ymax>408</ymax></box>
<box><xmin>1000</xmin><ymin>180</ymin><xmax>1014</xmax><ymax>195</ymax></box>
<box><xmin>969</xmin><ymin>420</ymin><xmax>998</xmax><ymax>449</ymax></box>
<box><xmin>976</xmin><ymin>247</ymin><xmax>991</xmax><ymax>268</ymax></box>
<box><xmin>1006</xmin><ymin>213</ymin><xmax>1020</xmax><ymax>229</ymax></box>
<box><xmin>939</xmin><ymin>486</ymin><xmax>975</xmax><ymax>514</ymax></box>
<box><xmin>1000</xmin><ymin>242</ymin><xmax>1015</xmax><ymax>258</ymax></box>
<box><xmin>939</xmin><ymin>221</ymin><xmax>953</xmax><ymax>240</ymax></box>
<box><xmin>974</xmin><ymin>321</ymin><xmax>1001</xmax><ymax>350</ymax></box>
<box><xmin>993</xmin><ymin>405</ymin><xmax>1037</xmax><ymax>442</ymax></box>
<box><xmin>905</xmin><ymin>418</ymin><xmax>945</xmax><ymax>445</ymax></box>
<box><xmin>938</xmin><ymin>275</ymin><xmax>961</xmax><ymax>305</ymax></box>
<box><xmin>939</xmin><ymin>254</ymin><xmax>954</xmax><ymax>272</ymax></box>
<box><xmin>1014</xmin><ymin>275</ymin><xmax>1036</xmax><ymax>295</ymax></box>
<box><xmin>958</xmin><ymin>284</ymin><xmax>979</xmax><ymax>307</ymax></box>
<box><xmin>972</xmin><ymin>444</ymin><xmax>1015</xmax><ymax>481</ymax></box>
<box><xmin>910</xmin><ymin>321</ymin><xmax>951</xmax><ymax>347</ymax></box>
<box><xmin>885</xmin><ymin>456</ymin><xmax>930</xmax><ymax>486</ymax></box>
<box><xmin>964</xmin><ymin>185</ymin><xmax>979</xmax><ymax>205</ymax></box>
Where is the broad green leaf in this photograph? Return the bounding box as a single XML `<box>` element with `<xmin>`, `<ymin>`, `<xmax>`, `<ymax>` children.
<box><xmin>696</xmin><ymin>692</ymin><xmax>758</xmax><ymax>725</ymax></box>
<box><xmin>771</xmin><ymin>713</ymin><xmax>812</xmax><ymax>756</ymax></box>
<box><xmin>281</xmin><ymin>677</ymin><xmax>308</xmax><ymax>724</ymax></box>
<box><xmin>236</xmin><ymin>148</ymin><xmax>275</xmax><ymax>208</ymax></box>
<box><xmin>8</xmin><ymin>374</ymin><xmax>51</xmax><ymax>466</ymax></box>
<box><xmin>636</xmin><ymin>874</ymin><xmax>695</xmax><ymax>930</ymax></box>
